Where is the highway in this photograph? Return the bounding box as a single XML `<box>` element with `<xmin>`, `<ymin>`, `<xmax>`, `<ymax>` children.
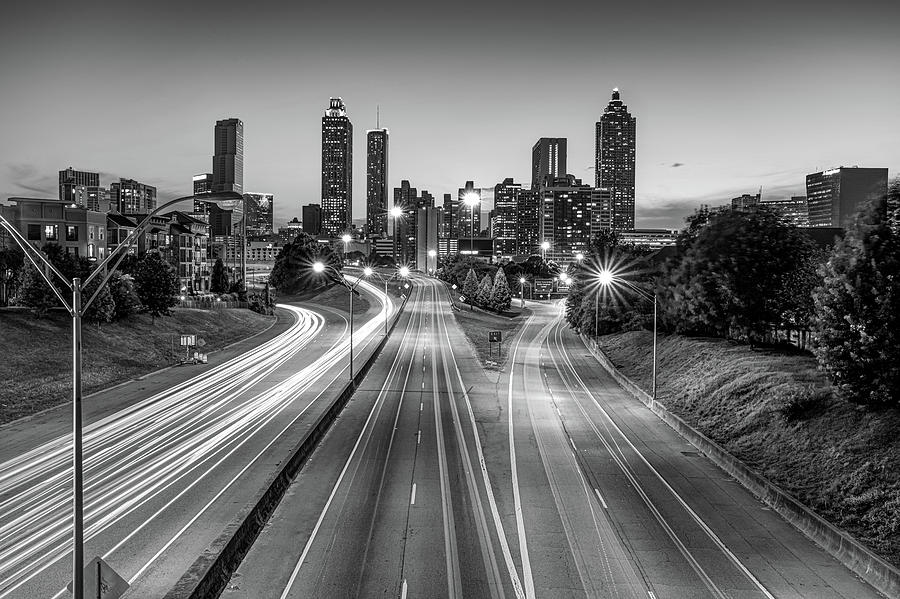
<box><xmin>0</xmin><ymin>277</ymin><xmax>393</xmax><ymax>598</ymax></box>
<box><xmin>228</xmin><ymin>284</ymin><xmax>884</xmax><ymax>599</ymax></box>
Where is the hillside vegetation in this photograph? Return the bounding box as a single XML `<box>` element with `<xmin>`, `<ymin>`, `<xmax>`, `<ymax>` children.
<box><xmin>599</xmin><ymin>331</ymin><xmax>900</xmax><ymax>566</ymax></box>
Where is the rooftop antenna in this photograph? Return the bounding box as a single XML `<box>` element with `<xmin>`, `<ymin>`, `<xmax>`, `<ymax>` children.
<box><xmin>376</xmin><ymin>105</ymin><xmax>380</xmax><ymax>129</ymax></box>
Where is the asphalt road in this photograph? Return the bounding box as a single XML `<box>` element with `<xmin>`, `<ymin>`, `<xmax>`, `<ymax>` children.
<box><xmin>0</xmin><ymin>277</ymin><xmax>393</xmax><ymax>599</ymax></box>
<box><xmin>228</xmin><ymin>286</ymin><xmax>884</xmax><ymax>599</ymax></box>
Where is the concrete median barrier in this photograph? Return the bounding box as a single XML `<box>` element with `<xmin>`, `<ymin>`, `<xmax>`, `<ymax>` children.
<box><xmin>148</xmin><ymin>298</ymin><xmax>408</xmax><ymax>599</ymax></box>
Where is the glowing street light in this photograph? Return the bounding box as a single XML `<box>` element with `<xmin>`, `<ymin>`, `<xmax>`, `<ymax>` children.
<box><xmin>363</xmin><ymin>266</ymin><xmax>374</xmax><ymax>277</ymax></box>
<box><xmin>540</xmin><ymin>240</ymin><xmax>550</xmax><ymax>262</ymax></box>
<box><xmin>597</xmin><ymin>268</ymin><xmax>658</xmax><ymax>400</ymax></box>
<box><xmin>312</xmin><ymin>261</ymin><xmax>325</xmax><ymax>273</ymax></box>
<box><xmin>427</xmin><ymin>249</ymin><xmax>437</xmax><ymax>274</ymax></box>
<box><xmin>341</xmin><ymin>233</ymin><xmax>352</xmax><ymax>243</ymax></box>
<box><xmin>389</xmin><ymin>205</ymin><xmax>403</xmax><ymax>218</ymax></box>
<box><xmin>519</xmin><ymin>276</ymin><xmax>527</xmax><ymax>307</ymax></box>
<box><xmin>398</xmin><ymin>265</ymin><xmax>410</xmax><ymax>278</ymax></box>
<box><xmin>575</xmin><ymin>252</ymin><xmax>584</xmax><ymax>263</ymax></box>
<box><xmin>389</xmin><ymin>205</ymin><xmax>404</xmax><ymax>264</ymax></box>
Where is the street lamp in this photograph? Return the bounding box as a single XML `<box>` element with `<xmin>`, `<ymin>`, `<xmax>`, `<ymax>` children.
<box><xmin>0</xmin><ymin>190</ymin><xmax>243</xmax><ymax>599</ymax></box>
<box><xmin>361</xmin><ymin>264</ymin><xmax>410</xmax><ymax>336</ymax></box>
<box><xmin>541</xmin><ymin>240</ymin><xmax>550</xmax><ymax>262</ymax></box>
<box><xmin>575</xmin><ymin>252</ymin><xmax>584</xmax><ymax>264</ymax></box>
<box><xmin>389</xmin><ymin>205</ymin><xmax>403</xmax><ymax>265</ymax></box>
<box><xmin>519</xmin><ymin>276</ymin><xmax>527</xmax><ymax>308</ymax></box>
<box><xmin>597</xmin><ymin>268</ymin><xmax>658</xmax><ymax>400</ymax></box>
<box><xmin>427</xmin><ymin>248</ymin><xmax>437</xmax><ymax>274</ymax></box>
<box><xmin>341</xmin><ymin>233</ymin><xmax>352</xmax><ymax>263</ymax></box>
<box><xmin>312</xmin><ymin>259</ymin><xmax>367</xmax><ymax>381</ymax></box>
<box><xmin>463</xmin><ymin>191</ymin><xmax>480</xmax><ymax>257</ymax></box>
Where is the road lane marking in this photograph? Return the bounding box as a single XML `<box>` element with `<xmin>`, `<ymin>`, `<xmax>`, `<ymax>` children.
<box><xmin>411</xmin><ymin>483</ymin><xmax>417</xmax><ymax>505</ymax></box>
<box><xmin>506</xmin><ymin>318</ymin><xmax>537</xmax><ymax>598</ymax></box>
<box><xmin>401</xmin><ymin>579</ymin><xmax>408</xmax><ymax>599</ymax></box>
<box><xmin>417</xmin><ymin>430</ymin><xmax>421</xmax><ymax>445</ymax></box>
<box><xmin>554</xmin><ymin>322</ymin><xmax>774</xmax><ymax>599</ymax></box>
<box><xmin>593</xmin><ymin>488</ymin><xmax>608</xmax><ymax>510</ymax></box>
<box><xmin>569</xmin><ymin>437</ymin><xmax>577</xmax><ymax>451</ymax></box>
<box><xmin>420</xmin><ymin>402</ymin><xmax>423</xmax><ymax>412</ymax></box>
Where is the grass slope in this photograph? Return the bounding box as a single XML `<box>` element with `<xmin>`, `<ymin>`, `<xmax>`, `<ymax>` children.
<box><xmin>448</xmin><ymin>288</ymin><xmax>529</xmax><ymax>369</ymax></box>
<box><xmin>0</xmin><ymin>308</ymin><xmax>273</xmax><ymax>425</ymax></box>
<box><xmin>598</xmin><ymin>331</ymin><xmax>900</xmax><ymax>567</ymax></box>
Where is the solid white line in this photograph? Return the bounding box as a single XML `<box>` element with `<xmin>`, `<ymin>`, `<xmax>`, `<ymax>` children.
<box><xmin>507</xmin><ymin>322</ymin><xmax>537</xmax><ymax>598</ymax></box>
<box><xmin>593</xmin><ymin>488</ymin><xmax>608</xmax><ymax>510</ymax></box>
<box><xmin>420</xmin><ymin>402</ymin><xmax>423</xmax><ymax>412</ymax></box>
<box><xmin>411</xmin><ymin>483</ymin><xmax>417</xmax><ymax>505</ymax></box>
<box><xmin>417</xmin><ymin>430</ymin><xmax>421</xmax><ymax>445</ymax></box>
<box><xmin>401</xmin><ymin>579</ymin><xmax>408</xmax><ymax>599</ymax></box>
<box><xmin>648</xmin><ymin>591</ymin><xmax>657</xmax><ymax>599</ymax></box>
<box><xmin>569</xmin><ymin>437</ymin><xmax>577</xmax><ymax>451</ymax></box>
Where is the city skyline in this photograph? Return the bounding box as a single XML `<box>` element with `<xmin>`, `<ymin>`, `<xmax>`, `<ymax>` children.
<box><xmin>0</xmin><ymin>0</ymin><xmax>897</xmax><ymax>231</ymax></box>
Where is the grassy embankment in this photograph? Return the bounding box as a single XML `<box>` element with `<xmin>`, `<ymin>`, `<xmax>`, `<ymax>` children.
<box><xmin>0</xmin><ymin>308</ymin><xmax>273</xmax><ymax>425</ymax></box>
<box><xmin>446</xmin><ymin>286</ymin><xmax>530</xmax><ymax>368</ymax></box>
<box><xmin>598</xmin><ymin>331</ymin><xmax>900</xmax><ymax>567</ymax></box>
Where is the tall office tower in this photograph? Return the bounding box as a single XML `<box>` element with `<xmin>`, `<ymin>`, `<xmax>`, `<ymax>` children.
<box><xmin>731</xmin><ymin>193</ymin><xmax>761</xmax><ymax>212</ymax></box>
<box><xmin>806</xmin><ymin>167</ymin><xmax>888</xmax><ymax>228</ymax></box>
<box><xmin>590</xmin><ymin>187</ymin><xmax>613</xmax><ymax>237</ymax></box>
<box><xmin>441</xmin><ymin>193</ymin><xmax>457</xmax><ymax>239</ymax></box>
<box><xmin>321</xmin><ymin>98</ymin><xmax>353</xmax><ymax>238</ymax></box>
<box><xmin>416</xmin><ymin>206</ymin><xmax>440</xmax><ymax>272</ymax></box>
<box><xmin>192</xmin><ymin>173</ymin><xmax>214</xmax><ymax>214</ymax></box>
<box><xmin>539</xmin><ymin>175</ymin><xmax>593</xmax><ymax>264</ymax></box>
<box><xmin>84</xmin><ymin>187</ymin><xmax>111</xmax><ymax>212</ymax></box>
<box><xmin>302</xmin><ymin>204</ymin><xmax>322</xmax><ymax>236</ymax></box>
<box><xmin>366</xmin><ymin>128</ymin><xmax>389</xmax><ymax>237</ymax></box>
<box><xmin>761</xmin><ymin>196</ymin><xmax>809</xmax><ymax>226</ymax></box>
<box><xmin>243</xmin><ymin>193</ymin><xmax>274</xmax><ymax>236</ymax></box>
<box><xmin>456</xmin><ymin>181</ymin><xmax>482</xmax><ymax>242</ymax></box>
<box><xmin>531</xmin><ymin>138</ymin><xmax>567</xmax><ymax>188</ymax></box>
<box><xmin>516</xmin><ymin>188</ymin><xmax>540</xmax><ymax>256</ymax></box>
<box><xmin>213</xmin><ymin>118</ymin><xmax>244</xmax><ymax>193</ymax></box>
<box><xmin>393</xmin><ymin>180</ymin><xmax>418</xmax><ymax>265</ymax></box>
<box><xmin>59</xmin><ymin>167</ymin><xmax>100</xmax><ymax>207</ymax></box>
<box><xmin>493</xmin><ymin>178</ymin><xmax>522</xmax><ymax>258</ymax></box>
<box><xmin>110</xmin><ymin>178</ymin><xmax>157</xmax><ymax>214</ymax></box>
<box><xmin>596</xmin><ymin>88</ymin><xmax>636</xmax><ymax>230</ymax></box>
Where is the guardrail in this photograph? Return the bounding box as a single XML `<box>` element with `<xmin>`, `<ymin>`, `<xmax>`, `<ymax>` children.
<box><xmin>155</xmin><ymin>294</ymin><xmax>409</xmax><ymax>599</ymax></box>
<box><xmin>580</xmin><ymin>333</ymin><xmax>900</xmax><ymax>599</ymax></box>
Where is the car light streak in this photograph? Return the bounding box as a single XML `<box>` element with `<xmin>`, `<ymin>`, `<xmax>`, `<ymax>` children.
<box><xmin>0</xmin><ymin>288</ymin><xmax>392</xmax><ymax>598</ymax></box>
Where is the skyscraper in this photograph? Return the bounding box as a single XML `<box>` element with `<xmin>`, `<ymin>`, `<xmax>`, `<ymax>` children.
<box><xmin>192</xmin><ymin>173</ymin><xmax>214</xmax><ymax>214</ymax></box>
<box><xmin>59</xmin><ymin>167</ymin><xmax>101</xmax><ymax>208</ymax></box>
<box><xmin>531</xmin><ymin>138</ymin><xmax>567</xmax><ymax>188</ymax></box>
<box><xmin>321</xmin><ymin>98</ymin><xmax>353</xmax><ymax>238</ymax></box>
<box><xmin>366</xmin><ymin>128</ymin><xmax>389</xmax><ymax>237</ymax></box>
<box><xmin>456</xmin><ymin>181</ymin><xmax>481</xmax><ymax>243</ymax></box>
<box><xmin>596</xmin><ymin>88</ymin><xmax>636</xmax><ymax>230</ymax></box>
<box><xmin>806</xmin><ymin>167</ymin><xmax>888</xmax><ymax>228</ymax></box>
<box><xmin>213</xmin><ymin>118</ymin><xmax>244</xmax><ymax>194</ymax></box>
<box><xmin>302</xmin><ymin>204</ymin><xmax>322</xmax><ymax>236</ymax></box>
<box><xmin>493</xmin><ymin>178</ymin><xmax>522</xmax><ymax>258</ymax></box>
<box><xmin>110</xmin><ymin>178</ymin><xmax>157</xmax><ymax>214</ymax></box>
<box><xmin>243</xmin><ymin>193</ymin><xmax>275</xmax><ymax>236</ymax></box>
<box><xmin>539</xmin><ymin>175</ymin><xmax>593</xmax><ymax>264</ymax></box>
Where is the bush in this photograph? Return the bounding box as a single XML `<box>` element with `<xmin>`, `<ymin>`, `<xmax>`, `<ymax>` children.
<box><xmin>776</xmin><ymin>386</ymin><xmax>830</xmax><ymax>422</ymax></box>
<box><xmin>108</xmin><ymin>272</ymin><xmax>142</xmax><ymax>320</ymax></box>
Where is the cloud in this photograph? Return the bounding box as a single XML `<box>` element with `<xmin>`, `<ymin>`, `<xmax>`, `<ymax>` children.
<box><xmin>670</xmin><ymin>162</ymin><xmax>684</xmax><ymax>168</ymax></box>
<box><xmin>6</xmin><ymin>163</ymin><xmax>56</xmax><ymax>198</ymax></box>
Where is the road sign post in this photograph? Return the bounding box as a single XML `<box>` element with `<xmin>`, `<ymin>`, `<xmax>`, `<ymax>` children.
<box><xmin>489</xmin><ymin>330</ymin><xmax>502</xmax><ymax>360</ymax></box>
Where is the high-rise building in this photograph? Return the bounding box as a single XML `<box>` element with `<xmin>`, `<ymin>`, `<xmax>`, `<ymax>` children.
<box><xmin>212</xmin><ymin>118</ymin><xmax>244</xmax><ymax>194</ymax></box>
<box><xmin>532</xmin><ymin>138</ymin><xmax>567</xmax><ymax>188</ymax></box>
<box><xmin>806</xmin><ymin>167</ymin><xmax>888</xmax><ymax>228</ymax></box>
<box><xmin>493</xmin><ymin>178</ymin><xmax>522</xmax><ymax>258</ymax></box>
<box><xmin>731</xmin><ymin>193</ymin><xmax>761</xmax><ymax>212</ymax></box>
<box><xmin>761</xmin><ymin>196</ymin><xmax>809</xmax><ymax>226</ymax></box>
<box><xmin>516</xmin><ymin>188</ymin><xmax>540</xmax><ymax>256</ymax></box>
<box><xmin>243</xmin><ymin>193</ymin><xmax>274</xmax><ymax>236</ymax></box>
<box><xmin>540</xmin><ymin>175</ymin><xmax>593</xmax><ymax>264</ymax></box>
<box><xmin>321</xmin><ymin>98</ymin><xmax>353</xmax><ymax>237</ymax></box>
<box><xmin>302</xmin><ymin>204</ymin><xmax>322</xmax><ymax>236</ymax></box>
<box><xmin>596</xmin><ymin>88</ymin><xmax>636</xmax><ymax>230</ymax></box>
<box><xmin>279</xmin><ymin>217</ymin><xmax>304</xmax><ymax>244</ymax></box>
<box><xmin>590</xmin><ymin>187</ymin><xmax>613</xmax><ymax>237</ymax></box>
<box><xmin>59</xmin><ymin>167</ymin><xmax>102</xmax><ymax>210</ymax></box>
<box><xmin>416</xmin><ymin>206</ymin><xmax>440</xmax><ymax>272</ymax></box>
<box><xmin>193</xmin><ymin>173</ymin><xmax>213</xmax><ymax>195</ymax></box>
<box><xmin>456</xmin><ymin>181</ymin><xmax>481</xmax><ymax>244</ymax></box>
<box><xmin>366</xmin><ymin>128</ymin><xmax>389</xmax><ymax>237</ymax></box>
<box><xmin>110</xmin><ymin>178</ymin><xmax>157</xmax><ymax>214</ymax></box>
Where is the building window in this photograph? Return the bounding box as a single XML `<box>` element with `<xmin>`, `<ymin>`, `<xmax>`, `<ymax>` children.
<box><xmin>99</xmin><ymin>228</ymin><xmax>104</xmax><ymax>240</ymax></box>
<box><xmin>27</xmin><ymin>224</ymin><xmax>41</xmax><ymax>241</ymax></box>
<box><xmin>88</xmin><ymin>244</ymin><xmax>96</xmax><ymax>258</ymax></box>
<box><xmin>44</xmin><ymin>225</ymin><xmax>58</xmax><ymax>241</ymax></box>
<box><xmin>89</xmin><ymin>226</ymin><xmax>95</xmax><ymax>240</ymax></box>
<box><xmin>66</xmin><ymin>226</ymin><xmax>78</xmax><ymax>241</ymax></box>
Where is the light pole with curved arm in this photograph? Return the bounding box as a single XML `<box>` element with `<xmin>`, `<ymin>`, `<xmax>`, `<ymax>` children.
<box><xmin>597</xmin><ymin>269</ymin><xmax>658</xmax><ymax>400</ymax></box>
<box><xmin>0</xmin><ymin>190</ymin><xmax>242</xmax><ymax>599</ymax></box>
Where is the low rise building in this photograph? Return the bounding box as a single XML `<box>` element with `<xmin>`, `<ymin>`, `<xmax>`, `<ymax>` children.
<box><xmin>5</xmin><ymin>197</ymin><xmax>108</xmax><ymax>260</ymax></box>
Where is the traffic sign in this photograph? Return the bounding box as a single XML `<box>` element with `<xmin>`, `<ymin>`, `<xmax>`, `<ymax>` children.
<box><xmin>180</xmin><ymin>334</ymin><xmax>196</xmax><ymax>347</ymax></box>
<box><xmin>489</xmin><ymin>331</ymin><xmax>501</xmax><ymax>342</ymax></box>
<box><xmin>67</xmin><ymin>556</ymin><xmax>129</xmax><ymax>599</ymax></box>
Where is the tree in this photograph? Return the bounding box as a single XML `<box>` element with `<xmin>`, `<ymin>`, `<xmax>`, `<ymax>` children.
<box><xmin>269</xmin><ymin>232</ymin><xmax>341</xmax><ymax>294</ymax></box>
<box><xmin>16</xmin><ymin>261</ymin><xmax>57</xmax><ymax>317</ymax></box>
<box><xmin>476</xmin><ymin>274</ymin><xmax>493</xmax><ymax>306</ymax></box>
<box><xmin>133</xmin><ymin>251</ymin><xmax>179</xmax><ymax>319</ymax></box>
<box><xmin>82</xmin><ymin>278</ymin><xmax>115</xmax><ymax>326</ymax></box>
<box><xmin>210</xmin><ymin>258</ymin><xmax>229</xmax><ymax>293</ymax></box>
<box><xmin>490</xmin><ymin>267</ymin><xmax>512</xmax><ymax>312</ymax></box>
<box><xmin>813</xmin><ymin>196</ymin><xmax>900</xmax><ymax>408</ymax></box>
<box><xmin>0</xmin><ymin>247</ymin><xmax>24</xmax><ymax>307</ymax></box>
<box><xmin>108</xmin><ymin>272</ymin><xmax>142</xmax><ymax>320</ymax></box>
<box><xmin>461</xmin><ymin>268</ymin><xmax>479</xmax><ymax>310</ymax></box>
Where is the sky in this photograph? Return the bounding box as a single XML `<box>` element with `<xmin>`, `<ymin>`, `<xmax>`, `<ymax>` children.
<box><xmin>0</xmin><ymin>0</ymin><xmax>898</xmax><ymax>230</ymax></box>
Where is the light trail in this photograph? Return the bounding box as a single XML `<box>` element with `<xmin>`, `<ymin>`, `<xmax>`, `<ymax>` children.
<box><xmin>0</xmin><ymin>281</ymin><xmax>394</xmax><ymax>598</ymax></box>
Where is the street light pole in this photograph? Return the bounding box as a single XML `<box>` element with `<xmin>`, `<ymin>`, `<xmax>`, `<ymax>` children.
<box><xmin>652</xmin><ymin>294</ymin><xmax>658</xmax><ymax>401</ymax></box>
<box><xmin>0</xmin><ymin>190</ymin><xmax>242</xmax><ymax>599</ymax></box>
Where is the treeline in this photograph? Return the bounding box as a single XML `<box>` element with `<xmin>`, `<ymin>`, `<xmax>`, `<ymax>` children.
<box><xmin>437</xmin><ymin>254</ymin><xmax>560</xmax><ymax>313</ymax></box>
<box><xmin>566</xmin><ymin>184</ymin><xmax>900</xmax><ymax>409</ymax></box>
